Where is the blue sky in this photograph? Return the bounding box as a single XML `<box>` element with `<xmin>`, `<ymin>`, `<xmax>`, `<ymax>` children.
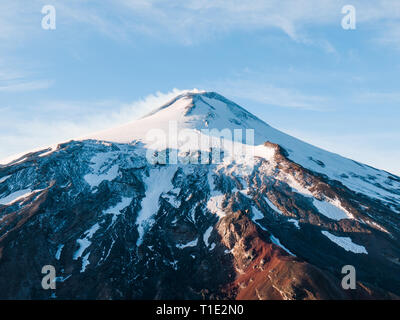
<box><xmin>1</xmin><ymin>0</ymin><xmax>400</xmax><ymax>174</ymax></box>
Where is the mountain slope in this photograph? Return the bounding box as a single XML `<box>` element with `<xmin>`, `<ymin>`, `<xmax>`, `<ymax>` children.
<box><xmin>0</xmin><ymin>91</ymin><xmax>399</xmax><ymax>299</ymax></box>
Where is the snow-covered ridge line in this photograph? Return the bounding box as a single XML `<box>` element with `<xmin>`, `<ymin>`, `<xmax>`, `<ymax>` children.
<box><xmin>0</xmin><ymin>144</ymin><xmax>60</xmax><ymax>166</ymax></box>
<box><xmin>0</xmin><ymin>188</ymin><xmax>44</xmax><ymax>206</ymax></box>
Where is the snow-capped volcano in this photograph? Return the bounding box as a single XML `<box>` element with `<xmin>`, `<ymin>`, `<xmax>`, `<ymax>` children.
<box><xmin>89</xmin><ymin>90</ymin><xmax>400</xmax><ymax>205</ymax></box>
<box><xmin>86</xmin><ymin>90</ymin><xmax>267</xmax><ymax>143</ymax></box>
<box><xmin>0</xmin><ymin>91</ymin><xmax>399</xmax><ymax>299</ymax></box>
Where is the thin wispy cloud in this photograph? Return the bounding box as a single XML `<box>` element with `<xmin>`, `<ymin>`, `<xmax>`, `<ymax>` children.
<box><xmin>374</xmin><ymin>22</ymin><xmax>400</xmax><ymax>49</ymax></box>
<box><xmin>353</xmin><ymin>91</ymin><xmax>400</xmax><ymax>103</ymax></box>
<box><xmin>0</xmin><ymin>1</ymin><xmax>38</xmax><ymax>41</ymax></box>
<box><xmin>0</xmin><ymin>89</ymin><xmax>184</xmax><ymax>161</ymax></box>
<box><xmin>60</xmin><ymin>0</ymin><xmax>400</xmax><ymax>47</ymax></box>
<box><xmin>210</xmin><ymin>79</ymin><xmax>329</xmax><ymax>111</ymax></box>
<box><xmin>1</xmin><ymin>1</ymin><xmax>400</xmax><ymax>47</ymax></box>
<box><xmin>0</xmin><ymin>60</ymin><xmax>53</xmax><ymax>93</ymax></box>
<box><xmin>0</xmin><ymin>79</ymin><xmax>53</xmax><ymax>92</ymax></box>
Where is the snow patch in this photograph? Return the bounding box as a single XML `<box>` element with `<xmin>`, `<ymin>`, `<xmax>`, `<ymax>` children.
<box><xmin>84</xmin><ymin>164</ymin><xmax>119</xmax><ymax>188</ymax></box>
<box><xmin>84</xmin><ymin>152</ymin><xmax>121</xmax><ymax>188</ymax></box>
<box><xmin>288</xmin><ymin>219</ymin><xmax>300</xmax><ymax>229</ymax></box>
<box><xmin>81</xmin><ymin>253</ymin><xmax>91</xmax><ymax>272</ymax></box>
<box><xmin>206</xmin><ymin>194</ymin><xmax>226</xmax><ymax>218</ymax></box>
<box><xmin>203</xmin><ymin>226</ymin><xmax>213</xmax><ymax>246</ymax></box>
<box><xmin>104</xmin><ymin>197</ymin><xmax>131</xmax><ymax>225</ymax></box>
<box><xmin>207</xmin><ymin>171</ymin><xmax>226</xmax><ymax>218</ymax></box>
<box><xmin>0</xmin><ymin>189</ymin><xmax>42</xmax><ymax>205</ymax></box>
<box><xmin>321</xmin><ymin>230</ymin><xmax>368</xmax><ymax>254</ymax></box>
<box><xmin>0</xmin><ymin>175</ymin><xmax>11</xmax><ymax>184</ymax></box>
<box><xmin>365</xmin><ymin>220</ymin><xmax>390</xmax><ymax>234</ymax></box>
<box><xmin>313</xmin><ymin>198</ymin><xmax>354</xmax><ymax>220</ymax></box>
<box><xmin>162</xmin><ymin>192</ymin><xmax>181</xmax><ymax>208</ymax></box>
<box><xmin>252</xmin><ymin>206</ymin><xmax>264</xmax><ymax>220</ymax></box>
<box><xmin>176</xmin><ymin>238</ymin><xmax>198</xmax><ymax>249</ymax></box>
<box><xmin>254</xmin><ymin>145</ymin><xmax>275</xmax><ymax>161</ymax></box>
<box><xmin>73</xmin><ymin>223</ymin><xmax>100</xmax><ymax>260</ymax></box>
<box><xmin>74</xmin><ymin>238</ymin><xmax>91</xmax><ymax>261</ymax></box>
<box><xmin>55</xmin><ymin>274</ymin><xmax>71</xmax><ymax>283</ymax></box>
<box><xmin>270</xmin><ymin>235</ymin><xmax>296</xmax><ymax>256</ymax></box>
<box><xmin>55</xmin><ymin>244</ymin><xmax>64</xmax><ymax>260</ymax></box>
<box><xmin>264</xmin><ymin>196</ymin><xmax>283</xmax><ymax>215</ymax></box>
<box><xmin>281</xmin><ymin>174</ymin><xmax>313</xmax><ymax>197</ymax></box>
<box><xmin>288</xmin><ymin>182</ymin><xmax>313</xmax><ymax>197</ymax></box>
<box><xmin>136</xmin><ymin>166</ymin><xmax>176</xmax><ymax>246</ymax></box>
<box><xmin>251</xmin><ymin>206</ymin><xmax>269</xmax><ymax>232</ymax></box>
